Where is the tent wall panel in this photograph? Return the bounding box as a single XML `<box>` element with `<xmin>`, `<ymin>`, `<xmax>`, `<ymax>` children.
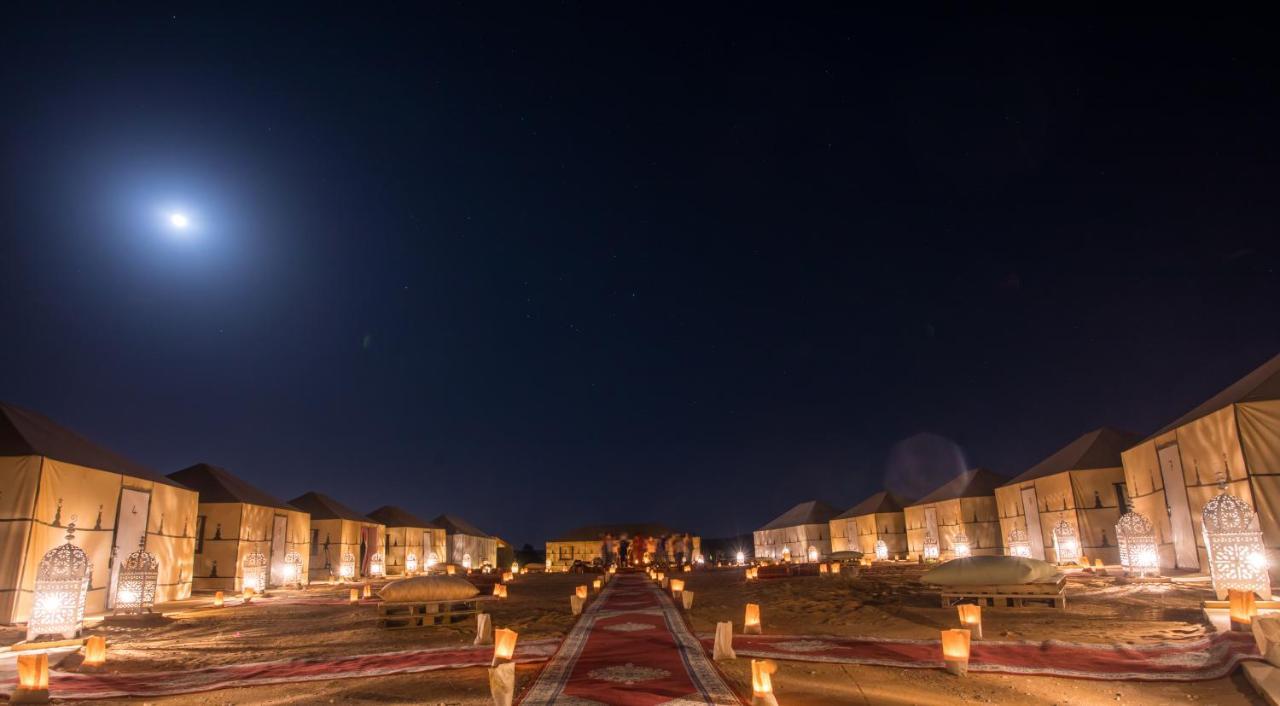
<box><xmin>449</xmin><ymin>534</ymin><xmax>497</xmax><ymax>568</ymax></box>
<box><xmin>829</xmin><ymin>518</ymin><xmax>854</xmax><ymax>554</ymax></box>
<box><xmin>382</xmin><ymin>525</ymin><xmax>431</xmax><ymax>575</ymax></box>
<box><xmin>1123</xmin><ymin>431</ymin><xmax>1179</xmax><ymax>569</ymax></box>
<box><xmin>1240</xmin><ymin>401</ymin><xmax>1280</xmax><ymax>476</ymax></box>
<box><xmin>148</xmin><ymin>482</ymin><xmax>198</xmax><ymax>601</ymax></box>
<box><xmin>0</xmin><ymin>456</ymin><xmax>40</xmax><ymax>624</ymax></box>
<box><xmin>0</xmin><ymin>521</ymin><xmax>32</xmax><ymax>624</ymax></box>
<box><xmin>853</xmin><ymin>512</ymin><xmax>907</xmax><ymax>556</ymax></box>
<box><xmin>192</xmin><ymin>503</ymin><xmax>243</xmax><ymax>592</ymax></box>
<box><xmin>752</xmin><ymin>524</ymin><xmax>831</xmax><ymax>562</ymax></box>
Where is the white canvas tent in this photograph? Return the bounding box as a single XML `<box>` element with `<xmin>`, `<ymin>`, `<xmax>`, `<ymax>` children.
<box><xmin>432</xmin><ymin>514</ymin><xmax>497</xmax><ymax>569</ymax></box>
<box><xmin>366</xmin><ymin>505</ymin><xmax>446</xmax><ymax>576</ymax></box>
<box><xmin>905</xmin><ymin>468</ymin><xmax>1005</xmax><ymax>560</ymax></box>
<box><xmin>830</xmin><ymin>491</ymin><xmax>909</xmax><ymax>557</ymax></box>
<box><xmin>995</xmin><ymin>428</ymin><xmax>1140</xmax><ymax>564</ymax></box>
<box><xmin>288</xmin><ymin>492</ymin><xmax>384</xmax><ymax>581</ymax></box>
<box><xmin>753</xmin><ymin>500</ymin><xmax>839</xmax><ymax>562</ymax></box>
<box><xmin>1121</xmin><ymin>352</ymin><xmax>1280</xmax><ymax>573</ymax></box>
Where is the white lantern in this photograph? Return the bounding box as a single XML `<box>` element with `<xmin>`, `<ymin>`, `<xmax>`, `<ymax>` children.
<box><xmin>1202</xmin><ymin>485</ymin><xmax>1272</xmax><ymax>600</ymax></box>
<box><xmin>427</xmin><ymin>552</ymin><xmax>439</xmax><ymax>570</ymax></box>
<box><xmin>339</xmin><ymin>552</ymin><xmax>356</xmax><ymax>580</ymax></box>
<box><xmin>1007</xmin><ymin>528</ymin><xmax>1031</xmax><ymax>558</ymax></box>
<box><xmin>875</xmin><ymin>539</ymin><xmax>889</xmax><ymax>561</ymax></box>
<box><xmin>1052</xmin><ymin>520</ymin><xmax>1080</xmax><ymax>564</ymax></box>
<box><xmin>405</xmin><ymin>551</ymin><xmax>418</xmax><ymax>574</ymax></box>
<box><xmin>114</xmin><ymin>535</ymin><xmax>158</xmax><ymax>615</ymax></box>
<box><xmin>952</xmin><ymin>532</ymin><xmax>971</xmax><ymax>558</ymax></box>
<box><xmin>282</xmin><ymin>551</ymin><xmax>303</xmax><ymax>588</ymax></box>
<box><xmin>807</xmin><ymin>546</ymin><xmax>819</xmax><ymax>563</ymax></box>
<box><xmin>462</xmin><ymin>554</ymin><xmax>472</xmax><ymax>571</ymax></box>
<box><xmin>369</xmin><ymin>552</ymin><xmax>385</xmax><ymax>577</ymax></box>
<box><xmin>923</xmin><ymin>532</ymin><xmax>940</xmax><ymax>560</ymax></box>
<box><xmin>736</xmin><ymin>551</ymin><xmax>745</xmax><ymax>565</ymax></box>
<box><xmin>1116</xmin><ymin>511</ymin><xmax>1159</xmax><ymax>577</ymax></box>
<box><xmin>242</xmin><ymin>551</ymin><xmax>268</xmax><ymax>594</ymax></box>
<box><xmin>27</xmin><ymin>522</ymin><xmax>90</xmax><ymax>641</ymax></box>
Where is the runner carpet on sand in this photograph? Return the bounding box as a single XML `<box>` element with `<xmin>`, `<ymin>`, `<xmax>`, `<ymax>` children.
<box><xmin>520</xmin><ymin>574</ymin><xmax>742</xmax><ymax>705</ymax></box>
<box><xmin>718</xmin><ymin>631</ymin><xmax>1261</xmax><ymax>681</ymax></box>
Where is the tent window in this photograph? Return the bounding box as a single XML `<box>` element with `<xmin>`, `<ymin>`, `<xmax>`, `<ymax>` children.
<box><xmin>311</xmin><ymin>529</ymin><xmax>320</xmax><ymax>556</ymax></box>
<box><xmin>195</xmin><ymin>516</ymin><xmax>207</xmax><ymax>554</ymax></box>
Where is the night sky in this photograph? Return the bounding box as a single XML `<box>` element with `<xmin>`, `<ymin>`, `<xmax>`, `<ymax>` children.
<box><xmin>3</xmin><ymin>7</ymin><xmax>1278</xmax><ymax>548</ymax></box>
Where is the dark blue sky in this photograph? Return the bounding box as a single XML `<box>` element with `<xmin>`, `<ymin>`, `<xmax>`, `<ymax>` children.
<box><xmin>3</xmin><ymin>6</ymin><xmax>1278</xmax><ymax>547</ymax></box>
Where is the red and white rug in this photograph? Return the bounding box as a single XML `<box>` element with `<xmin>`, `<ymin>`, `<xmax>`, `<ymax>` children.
<box><xmin>520</xmin><ymin>574</ymin><xmax>743</xmax><ymax>705</ymax></box>
<box><xmin>715</xmin><ymin>631</ymin><xmax>1261</xmax><ymax>681</ymax></box>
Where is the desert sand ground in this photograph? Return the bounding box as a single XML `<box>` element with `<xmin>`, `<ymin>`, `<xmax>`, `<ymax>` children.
<box><xmin>5</xmin><ymin>567</ymin><xmax>1263</xmax><ymax>705</ymax></box>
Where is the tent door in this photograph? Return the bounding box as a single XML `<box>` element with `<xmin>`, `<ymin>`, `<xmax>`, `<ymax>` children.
<box><xmin>269</xmin><ymin>514</ymin><xmax>288</xmax><ymax>586</ymax></box>
<box><xmin>924</xmin><ymin>507</ymin><xmax>938</xmax><ymax>541</ymax></box>
<box><xmin>1021</xmin><ymin>487</ymin><xmax>1047</xmax><ymax>560</ymax></box>
<box><xmin>1158</xmin><ymin>443</ymin><xmax>1200</xmax><ymax>570</ymax></box>
<box><xmin>108</xmin><ymin>488</ymin><xmax>151</xmax><ymax>609</ymax></box>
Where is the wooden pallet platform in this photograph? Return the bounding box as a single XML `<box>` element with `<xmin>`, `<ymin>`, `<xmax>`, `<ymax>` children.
<box><xmin>376</xmin><ymin>597</ymin><xmax>490</xmax><ymax>629</ymax></box>
<box><xmin>940</xmin><ymin>576</ymin><xmax>1067</xmax><ymax>609</ymax></box>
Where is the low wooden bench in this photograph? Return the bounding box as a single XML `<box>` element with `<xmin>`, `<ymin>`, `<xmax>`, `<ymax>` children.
<box><xmin>376</xmin><ymin>596</ymin><xmax>492</xmax><ymax>629</ymax></box>
<box><xmin>939</xmin><ymin>576</ymin><xmax>1067</xmax><ymax>609</ymax></box>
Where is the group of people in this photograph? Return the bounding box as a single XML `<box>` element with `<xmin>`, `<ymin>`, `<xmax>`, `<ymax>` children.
<box><xmin>600</xmin><ymin>532</ymin><xmax>695</xmax><ymax>568</ymax></box>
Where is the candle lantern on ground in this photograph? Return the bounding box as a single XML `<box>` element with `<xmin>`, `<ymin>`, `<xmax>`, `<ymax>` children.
<box><xmin>576</xmin><ymin>585</ymin><xmax>588</xmax><ymax>600</ymax></box>
<box><xmin>922</xmin><ymin>532</ymin><xmax>940</xmax><ymax>561</ymax></box>
<box><xmin>349</xmin><ymin>587</ymin><xmax>360</xmax><ymax>603</ymax></box>
<box><xmin>592</xmin><ymin>578</ymin><xmax>602</xmax><ymax>592</ymax></box>
<box><xmin>83</xmin><ymin>635</ymin><xmax>107</xmax><ymax>669</ymax></box>
<box><xmin>951</xmin><ymin>531</ymin><xmax>971</xmax><ymax>559</ymax></box>
<box><xmin>489</xmin><ymin>628</ymin><xmax>519</xmax><ymax>706</ymax></box>
<box><xmin>1230</xmin><ymin>589</ymin><xmax>1258</xmax><ymax>631</ymax></box>
<box><xmin>750</xmin><ymin>659</ymin><xmax>779</xmax><ymax>706</ymax></box>
<box><xmin>1052</xmin><ymin>520</ymin><xmax>1080</xmax><ymax>565</ymax></box>
<box><xmin>493</xmin><ymin>584</ymin><xmax>508</xmax><ymax>599</ymax></box>
<box><xmin>1007</xmin><ymin>528</ymin><xmax>1031</xmax><ymax>558</ymax></box>
<box><xmin>445</xmin><ymin>564</ymin><xmax>457</xmax><ymax>575</ymax></box>
<box><xmin>213</xmin><ymin>590</ymin><xmax>224</xmax><ymax>607</ymax></box>
<box><xmin>1202</xmin><ymin>480</ymin><xmax>1272</xmax><ymax>601</ymax></box>
<box><xmin>462</xmin><ymin>554</ymin><xmax>473</xmax><ymax>571</ymax></box>
<box><xmin>1116</xmin><ymin>511</ymin><xmax>1159</xmax><ymax>577</ymax></box>
<box><xmin>744</xmin><ymin>603</ymin><xmax>762</xmax><ymax>634</ymax></box>
<box><xmin>957</xmin><ymin>603</ymin><xmax>982</xmax><ymax>639</ymax></box>
<box><xmin>941</xmin><ymin>628</ymin><xmax>971</xmax><ymax>676</ymax></box>
<box><xmin>670</xmin><ymin>578</ymin><xmax>685</xmax><ymax>598</ymax></box>
<box><xmin>830</xmin><ymin>562</ymin><xmax>842</xmax><ymax>575</ymax></box>
<box><xmin>405</xmin><ymin>552</ymin><xmax>418</xmax><ymax>575</ymax></box>
<box><xmin>875</xmin><ymin>539</ymin><xmax>889</xmax><ymax>561</ymax></box>
<box><xmin>283</xmin><ymin>551</ymin><xmax>303</xmax><ymax>588</ymax></box>
<box><xmin>27</xmin><ymin>521</ymin><xmax>90</xmax><ymax>641</ymax></box>
<box><xmin>369</xmin><ymin>552</ymin><xmax>385</xmax><ymax>578</ymax></box>
<box><xmin>242</xmin><ymin>551</ymin><xmax>268</xmax><ymax>595</ymax></box>
<box><xmin>362</xmin><ymin>583</ymin><xmax>372</xmax><ymax>599</ymax></box>
<box><xmin>339</xmin><ymin>552</ymin><xmax>356</xmax><ymax>580</ymax></box>
<box><xmin>736</xmin><ymin>551</ymin><xmax>745</xmax><ymax>565</ymax></box>
<box><xmin>14</xmin><ymin>653</ymin><xmax>49</xmax><ymax>704</ymax></box>
<box><xmin>114</xmin><ymin>534</ymin><xmax>158</xmax><ymax>615</ymax></box>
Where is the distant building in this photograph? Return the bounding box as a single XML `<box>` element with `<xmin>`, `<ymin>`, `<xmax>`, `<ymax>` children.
<box><xmin>545</xmin><ymin>523</ymin><xmax>702</xmax><ymax>570</ymax></box>
<box><xmin>432</xmin><ymin>514</ymin><xmax>497</xmax><ymax>569</ymax></box>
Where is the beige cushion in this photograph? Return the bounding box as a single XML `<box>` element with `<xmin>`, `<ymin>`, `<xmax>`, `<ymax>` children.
<box><xmin>378</xmin><ymin>575</ymin><xmax>479</xmax><ymax>602</ymax></box>
<box><xmin>922</xmin><ymin>556</ymin><xmax>1061</xmax><ymax>586</ymax></box>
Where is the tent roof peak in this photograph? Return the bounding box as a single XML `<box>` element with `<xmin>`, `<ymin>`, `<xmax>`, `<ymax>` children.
<box><xmin>1006</xmin><ymin>427</ymin><xmax>1143</xmax><ymax>486</ymax></box>
<box><xmin>757</xmin><ymin>500</ymin><xmax>840</xmax><ymax>531</ymax></box>
<box><xmin>168</xmin><ymin>462</ymin><xmax>297</xmax><ymax>511</ymax></box>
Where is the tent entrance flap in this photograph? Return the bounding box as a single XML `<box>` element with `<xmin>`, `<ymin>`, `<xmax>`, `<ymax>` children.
<box><xmin>924</xmin><ymin>507</ymin><xmax>939</xmax><ymax>541</ymax></box>
<box><xmin>269</xmin><ymin>514</ymin><xmax>287</xmax><ymax>586</ymax></box>
<box><xmin>1158</xmin><ymin>443</ymin><xmax>1200</xmax><ymax>570</ymax></box>
<box><xmin>109</xmin><ymin>488</ymin><xmax>151</xmax><ymax>609</ymax></box>
<box><xmin>1021</xmin><ymin>487</ymin><xmax>1047</xmax><ymax>560</ymax></box>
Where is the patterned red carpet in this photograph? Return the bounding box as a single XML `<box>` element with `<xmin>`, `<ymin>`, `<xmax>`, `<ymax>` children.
<box><xmin>519</xmin><ymin>574</ymin><xmax>743</xmax><ymax>705</ymax></box>
<box><xmin>717</xmin><ymin>631</ymin><xmax>1261</xmax><ymax>681</ymax></box>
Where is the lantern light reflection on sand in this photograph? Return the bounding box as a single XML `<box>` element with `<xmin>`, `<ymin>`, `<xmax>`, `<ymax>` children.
<box><xmin>941</xmin><ymin>628</ymin><xmax>971</xmax><ymax>676</ymax></box>
<box><xmin>1202</xmin><ymin>480</ymin><xmax>1272</xmax><ymax>600</ymax></box>
<box><xmin>1007</xmin><ymin>528</ymin><xmax>1031</xmax><ymax>558</ymax></box>
<box><xmin>1052</xmin><ymin>520</ymin><xmax>1080</xmax><ymax>564</ymax></box>
<box><xmin>951</xmin><ymin>532</ymin><xmax>971</xmax><ymax>559</ymax></box>
<box><xmin>15</xmin><ymin>652</ymin><xmax>49</xmax><ymax>704</ymax></box>
<box><xmin>27</xmin><ymin>521</ymin><xmax>90</xmax><ymax>641</ymax></box>
<box><xmin>744</xmin><ymin>603</ymin><xmax>762</xmax><ymax>634</ymax></box>
<box><xmin>1116</xmin><ymin>511</ymin><xmax>1159</xmax><ymax>576</ymax></box>
<box><xmin>922</xmin><ymin>532</ymin><xmax>940</xmax><ymax>561</ymax></box>
<box><xmin>875</xmin><ymin>539</ymin><xmax>889</xmax><ymax>561</ymax></box>
<box><xmin>957</xmin><ymin>603</ymin><xmax>983</xmax><ymax>639</ymax></box>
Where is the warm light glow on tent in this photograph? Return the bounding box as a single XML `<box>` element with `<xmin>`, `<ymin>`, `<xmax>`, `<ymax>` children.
<box><xmin>283</xmin><ymin>551</ymin><xmax>303</xmax><ymax>587</ymax></box>
<box><xmin>243</xmin><ymin>551</ymin><xmax>268</xmax><ymax>595</ymax></box>
<box><xmin>807</xmin><ymin>546</ymin><xmax>819</xmax><ymax>562</ymax></box>
<box><xmin>28</xmin><ymin>522</ymin><xmax>90</xmax><ymax>641</ymax></box>
<box><xmin>1052</xmin><ymin>520</ymin><xmax>1080</xmax><ymax>564</ymax></box>
<box><xmin>405</xmin><ymin>552</ymin><xmax>418</xmax><ymax>574</ymax></box>
<box><xmin>462</xmin><ymin>554</ymin><xmax>473</xmax><ymax>571</ymax></box>
<box><xmin>115</xmin><ymin>535</ymin><xmax>158</xmax><ymax>615</ymax></box>
<box><xmin>1203</xmin><ymin>483</ymin><xmax>1272</xmax><ymax>600</ymax></box>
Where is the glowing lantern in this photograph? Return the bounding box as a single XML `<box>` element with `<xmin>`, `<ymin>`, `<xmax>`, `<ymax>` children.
<box><xmin>1202</xmin><ymin>484</ymin><xmax>1272</xmax><ymax>600</ymax></box>
<box><xmin>405</xmin><ymin>552</ymin><xmax>418</xmax><ymax>575</ymax></box>
<box><xmin>283</xmin><ymin>551</ymin><xmax>303</xmax><ymax>588</ymax></box>
<box><xmin>941</xmin><ymin>628</ymin><xmax>971</xmax><ymax>676</ymax></box>
<box><xmin>339</xmin><ymin>552</ymin><xmax>356</xmax><ymax>580</ymax></box>
<box><xmin>951</xmin><ymin>532</ymin><xmax>971</xmax><ymax>559</ymax></box>
<box><xmin>511</xmin><ymin>561</ymin><xmax>519</xmax><ymax>575</ymax></box>
<box><xmin>27</xmin><ymin>521</ymin><xmax>90</xmax><ymax>641</ymax></box>
<box><xmin>369</xmin><ymin>552</ymin><xmax>385</xmax><ymax>578</ymax></box>
<box><xmin>751</xmin><ymin>659</ymin><xmax>778</xmax><ymax>705</ymax></box>
<box><xmin>1007</xmin><ymin>528</ymin><xmax>1031</xmax><ymax>558</ymax></box>
<box><xmin>242</xmin><ymin>551</ymin><xmax>268</xmax><ymax>595</ymax></box>
<box><xmin>1094</xmin><ymin>558</ymin><xmax>1104</xmax><ymax>569</ymax></box>
<box><xmin>493</xmin><ymin>584</ymin><xmax>508</xmax><ymax>599</ymax></box>
<box><xmin>446</xmin><ymin>564</ymin><xmax>457</xmax><ymax>575</ymax></box>
<box><xmin>427</xmin><ymin>552</ymin><xmax>439</xmax><ymax>569</ymax></box>
<box><xmin>1230</xmin><ymin>589</ymin><xmax>1257</xmax><ymax>631</ymax></box>
<box><xmin>807</xmin><ymin>546</ymin><xmax>819</xmax><ymax>563</ymax></box>
<box><xmin>213</xmin><ymin>591</ymin><xmax>224</xmax><ymax>607</ymax></box>
<box><xmin>781</xmin><ymin>548</ymin><xmax>792</xmax><ymax>563</ymax></box>
<box><xmin>494</xmin><ymin>628</ymin><xmax>519</xmax><ymax>664</ymax></box>
<box><xmin>875</xmin><ymin>539</ymin><xmax>889</xmax><ymax>561</ymax></box>
<box><xmin>242</xmin><ymin>586</ymin><xmax>255</xmax><ymax>601</ymax></box>
<box><xmin>592</xmin><ymin>578</ymin><xmax>603</xmax><ymax>592</ymax></box>
<box><xmin>746</xmin><ymin>567</ymin><xmax>758</xmax><ymax>580</ymax></box>
<box><xmin>575</xmin><ymin>585</ymin><xmax>588</xmax><ymax>600</ymax></box>
<box><xmin>608</xmin><ymin>565</ymin><xmax>617</xmax><ymax>575</ymax></box>
<box><xmin>1116</xmin><ymin>511</ymin><xmax>1159</xmax><ymax>576</ymax></box>
<box><xmin>82</xmin><ymin>634</ymin><xmax>107</xmax><ymax>668</ymax></box>
<box><xmin>830</xmin><ymin>562</ymin><xmax>842</xmax><ymax>575</ymax></box>
<box><xmin>922</xmin><ymin>532</ymin><xmax>940</xmax><ymax>561</ymax></box>
<box><xmin>1052</xmin><ymin>520</ymin><xmax>1080</xmax><ymax>564</ymax></box>
<box><xmin>670</xmin><ymin>578</ymin><xmax>685</xmax><ymax>596</ymax></box>
<box><xmin>744</xmin><ymin>603</ymin><xmax>761</xmax><ymax>634</ymax></box>
<box><xmin>115</xmin><ymin>534</ymin><xmax>158</xmax><ymax>615</ymax></box>
<box><xmin>957</xmin><ymin>604</ymin><xmax>982</xmax><ymax>640</ymax></box>
<box><xmin>818</xmin><ymin>563</ymin><xmax>829</xmax><ymax>575</ymax></box>
<box><xmin>362</xmin><ymin>583</ymin><xmax>373</xmax><ymax>599</ymax></box>
<box><xmin>349</xmin><ymin>587</ymin><xmax>360</xmax><ymax>603</ymax></box>
<box><xmin>684</xmin><ymin>564</ymin><xmax>692</xmax><ymax>573</ymax></box>
<box><xmin>736</xmin><ymin>551</ymin><xmax>746</xmax><ymax>565</ymax></box>
<box><xmin>15</xmin><ymin>653</ymin><xmax>49</xmax><ymax>703</ymax></box>
<box><xmin>502</xmin><ymin>571</ymin><xmax>514</xmax><ymax>583</ymax></box>
<box><xmin>462</xmin><ymin>554</ymin><xmax>473</xmax><ymax>571</ymax></box>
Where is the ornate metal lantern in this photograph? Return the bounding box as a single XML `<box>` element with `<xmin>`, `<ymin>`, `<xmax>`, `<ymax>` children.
<box><xmin>1052</xmin><ymin>520</ymin><xmax>1081</xmax><ymax>564</ymax></box>
<box><xmin>1116</xmin><ymin>511</ymin><xmax>1158</xmax><ymax>576</ymax></box>
<box><xmin>426</xmin><ymin>552</ymin><xmax>439</xmax><ymax>570</ymax></box>
<box><xmin>1202</xmin><ymin>483</ymin><xmax>1272</xmax><ymax>600</ymax></box>
<box><xmin>462</xmin><ymin>553</ymin><xmax>473</xmax><ymax>571</ymax></box>
<box><xmin>806</xmin><ymin>546</ymin><xmax>819</xmax><ymax>563</ymax></box>
<box><xmin>282</xmin><ymin>551</ymin><xmax>303</xmax><ymax>588</ymax></box>
<box><xmin>405</xmin><ymin>551</ymin><xmax>418</xmax><ymax>575</ymax></box>
<box><xmin>339</xmin><ymin>552</ymin><xmax>356</xmax><ymax>580</ymax></box>
<box><xmin>951</xmin><ymin>531</ymin><xmax>971</xmax><ymax>558</ymax></box>
<box><xmin>875</xmin><ymin>539</ymin><xmax>889</xmax><ymax>561</ymax></box>
<box><xmin>28</xmin><ymin>522</ymin><xmax>91</xmax><ymax>641</ymax></box>
<box><xmin>369</xmin><ymin>551</ymin><xmax>385</xmax><ymax>577</ymax></box>
<box><xmin>1007</xmin><ymin>528</ymin><xmax>1032</xmax><ymax>558</ymax></box>
<box><xmin>922</xmin><ymin>532</ymin><xmax>940</xmax><ymax>560</ymax></box>
<box><xmin>114</xmin><ymin>535</ymin><xmax>158</xmax><ymax>614</ymax></box>
<box><xmin>242</xmin><ymin>551</ymin><xmax>268</xmax><ymax>594</ymax></box>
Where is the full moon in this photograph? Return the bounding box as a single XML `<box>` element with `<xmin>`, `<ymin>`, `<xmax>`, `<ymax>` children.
<box><xmin>169</xmin><ymin>212</ymin><xmax>190</xmax><ymax>229</ymax></box>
